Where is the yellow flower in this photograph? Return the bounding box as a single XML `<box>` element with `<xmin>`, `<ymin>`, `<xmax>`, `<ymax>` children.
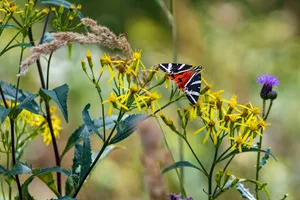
<box><xmin>193</xmin><ymin>109</ymin><xmax>228</xmax><ymax>144</ymax></box>
<box><xmin>229</xmin><ymin>132</ymin><xmax>251</xmax><ymax>153</ymax></box>
<box><xmin>0</xmin><ymin>1</ymin><xmax>23</xmax><ymax>15</ymax></box>
<box><xmin>118</xmin><ymin>85</ymin><xmax>146</xmax><ymax>111</ymax></box>
<box><xmin>27</xmin><ymin>107</ymin><xmax>62</xmax><ymax>146</ymax></box>
<box><xmin>131</xmin><ymin>50</ymin><xmax>146</xmax><ymax>74</ymax></box>
<box><xmin>102</xmin><ymin>92</ymin><xmax>128</xmax><ymax>117</ymax></box>
<box><xmin>140</xmin><ymin>91</ymin><xmax>161</xmax><ymax>115</ymax></box>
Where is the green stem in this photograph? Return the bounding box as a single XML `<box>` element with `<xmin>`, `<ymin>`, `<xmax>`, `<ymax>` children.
<box><xmin>73</xmin><ymin>94</ymin><xmax>184</xmax><ymax>197</ymax></box>
<box><xmin>95</xmin><ymin>84</ymin><xmax>106</xmax><ymax>141</ymax></box>
<box><xmin>212</xmin><ymin>155</ymin><xmax>235</xmax><ymax>198</ymax></box>
<box><xmin>156</xmin><ymin>118</ymin><xmax>187</xmax><ymax>197</ymax></box>
<box><xmin>46</xmin><ymin>51</ymin><xmax>54</xmax><ymax>90</ymax></box>
<box><xmin>264</xmin><ymin>100</ymin><xmax>273</xmax><ymax>120</ymax></box>
<box><xmin>255</xmin><ymin>99</ymin><xmax>266</xmax><ymax>199</ymax></box>
<box><xmin>1</xmin><ymin>178</ymin><xmax>6</xmax><ymax>200</ymax></box>
<box><xmin>72</xmin><ymin>110</ymin><xmax>125</xmax><ymax>198</ymax></box>
<box><xmin>208</xmin><ymin>146</ymin><xmax>219</xmax><ymax>200</ymax></box>
<box><xmin>183</xmin><ymin>137</ymin><xmax>208</xmax><ymax>176</ymax></box>
<box><xmin>28</xmin><ymin>25</ymin><xmax>62</xmax><ymax>195</ymax></box>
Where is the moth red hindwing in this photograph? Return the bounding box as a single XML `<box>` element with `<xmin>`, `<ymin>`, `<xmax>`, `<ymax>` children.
<box><xmin>158</xmin><ymin>63</ymin><xmax>202</xmax><ymax>104</ymax></box>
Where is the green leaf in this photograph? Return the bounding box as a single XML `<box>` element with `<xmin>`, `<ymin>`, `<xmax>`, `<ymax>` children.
<box><xmin>218</xmin><ymin>147</ymin><xmax>276</xmax><ymax>162</ymax></box>
<box><xmin>82</xmin><ymin>104</ymin><xmax>103</xmax><ymax>140</ymax></box>
<box><xmin>80</xmin><ymin>127</ymin><xmax>92</xmax><ymax>179</ymax></box>
<box><xmin>0</xmin><ymin>165</ymin><xmax>6</xmax><ymax>174</ymax></box>
<box><xmin>162</xmin><ymin>161</ymin><xmax>202</xmax><ymax>174</ymax></box>
<box><xmin>0</xmin><ymin>81</ymin><xmax>38</xmax><ymax>103</ymax></box>
<box><xmin>5</xmin><ymin>162</ymin><xmax>32</xmax><ymax>176</ymax></box>
<box><xmin>0</xmin><ymin>105</ymin><xmax>10</xmax><ymax>123</ymax></box>
<box><xmin>110</xmin><ymin>114</ymin><xmax>147</xmax><ymax>144</ymax></box>
<box><xmin>4</xmin><ymin>43</ymin><xmax>32</xmax><ymax>52</ymax></box>
<box><xmin>72</xmin><ymin>143</ymin><xmax>83</xmax><ymax>185</ymax></box>
<box><xmin>65</xmin><ymin>176</ymin><xmax>75</xmax><ymax>196</ymax></box>
<box><xmin>53</xmin><ymin>196</ymin><xmax>78</xmax><ymax>200</ymax></box>
<box><xmin>16</xmin><ymin>94</ymin><xmax>42</xmax><ymax>115</ymax></box>
<box><xmin>92</xmin><ymin>145</ymin><xmax>124</xmax><ymax>163</ymax></box>
<box><xmin>236</xmin><ymin>183</ymin><xmax>256</xmax><ymax>200</ymax></box>
<box><xmin>39</xmin><ymin>0</ymin><xmax>83</xmax><ymax>18</ymax></box>
<box><xmin>40</xmin><ymin>84</ymin><xmax>69</xmax><ymax>123</ymax></box>
<box><xmin>0</xmin><ymin>24</ymin><xmax>18</xmax><ymax>29</ymax></box>
<box><xmin>240</xmin><ymin>179</ymin><xmax>270</xmax><ymax>200</ymax></box>
<box><xmin>260</xmin><ymin>147</ymin><xmax>271</xmax><ymax>169</ymax></box>
<box><xmin>68</xmin><ymin>128</ymin><xmax>91</xmax><ymax>195</ymax></box>
<box><xmin>22</xmin><ymin>166</ymin><xmax>71</xmax><ymax>198</ymax></box>
<box><xmin>61</xmin><ymin>115</ymin><xmax>119</xmax><ymax>159</ymax></box>
<box><xmin>37</xmin><ymin>172</ymin><xmax>59</xmax><ymax>197</ymax></box>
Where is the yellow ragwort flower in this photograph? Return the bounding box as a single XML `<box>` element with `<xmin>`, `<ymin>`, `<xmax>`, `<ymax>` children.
<box><xmin>140</xmin><ymin>91</ymin><xmax>161</xmax><ymax>115</ymax></box>
<box><xmin>131</xmin><ymin>50</ymin><xmax>146</xmax><ymax>74</ymax></box>
<box><xmin>27</xmin><ymin>107</ymin><xmax>62</xmax><ymax>146</ymax></box>
<box><xmin>102</xmin><ymin>92</ymin><xmax>128</xmax><ymax>117</ymax></box>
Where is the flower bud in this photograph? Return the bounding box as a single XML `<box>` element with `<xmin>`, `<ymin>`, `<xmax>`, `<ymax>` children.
<box><xmin>267</xmin><ymin>91</ymin><xmax>277</xmax><ymax>100</ymax></box>
<box><xmin>58</xmin><ymin>5</ymin><xmax>64</xmax><ymax>15</ymax></box>
<box><xmin>81</xmin><ymin>59</ymin><xmax>86</xmax><ymax>71</ymax></box>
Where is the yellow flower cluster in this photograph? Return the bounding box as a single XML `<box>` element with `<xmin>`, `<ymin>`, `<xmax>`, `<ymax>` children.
<box><xmin>81</xmin><ymin>50</ymin><xmax>163</xmax><ymax>117</ymax></box>
<box><xmin>1</xmin><ymin>101</ymin><xmax>62</xmax><ymax>146</ymax></box>
<box><xmin>161</xmin><ymin>83</ymin><xmax>269</xmax><ymax>152</ymax></box>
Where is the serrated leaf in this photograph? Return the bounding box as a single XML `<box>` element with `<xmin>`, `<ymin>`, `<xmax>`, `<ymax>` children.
<box><xmin>162</xmin><ymin>161</ymin><xmax>202</xmax><ymax>174</ymax></box>
<box><xmin>218</xmin><ymin>147</ymin><xmax>276</xmax><ymax>162</ymax></box>
<box><xmin>40</xmin><ymin>84</ymin><xmax>69</xmax><ymax>123</ymax></box>
<box><xmin>260</xmin><ymin>147</ymin><xmax>271</xmax><ymax>169</ymax></box>
<box><xmin>65</xmin><ymin>176</ymin><xmax>75</xmax><ymax>196</ymax></box>
<box><xmin>0</xmin><ymin>165</ymin><xmax>6</xmax><ymax>174</ymax></box>
<box><xmin>0</xmin><ymin>81</ymin><xmax>36</xmax><ymax>103</ymax></box>
<box><xmin>37</xmin><ymin>172</ymin><xmax>59</xmax><ymax>197</ymax></box>
<box><xmin>61</xmin><ymin>115</ymin><xmax>119</xmax><ymax>159</ymax></box>
<box><xmin>0</xmin><ymin>105</ymin><xmax>10</xmax><ymax>123</ymax></box>
<box><xmin>81</xmin><ymin>127</ymin><xmax>92</xmax><ymax>179</ymax></box>
<box><xmin>5</xmin><ymin>162</ymin><xmax>32</xmax><ymax>176</ymax></box>
<box><xmin>39</xmin><ymin>0</ymin><xmax>83</xmax><ymax>18</ymax></box>
<box><xmin>72</xmin><ymin>143</ymin><xmax>83</xmax><ymax>185</ymax></box>
<box><xmin>82</xmin><ymin>104</ymin><xmax>103</xmax><ymax>140</ymax></box>
<box><xmin>110</xmin><ymin>114</ymin><xmax>147</xmax><ymax>144</ymax></box>
<box><xmin>92</xmin><ymin>145</ymin><xmax>124</xmax><ymax>163</ymax></box>
<box><xmin>22</xmin><ymin>166</ymin><xmax>71</xmax><ymax>198</ymax></box>
<box><xmin>237</xmin><ymin>183</ymin><xmax>256</xmax><ymax>200</ymax></box>
<box><xmin>69</xmin><ymin>128</ymin><xmax>91</xmax><ymax>195</ymax></box>
<box><xmin>16</xmin><ymin>94</ymin><xmax>41</xmax><ymax>115</ymax></box>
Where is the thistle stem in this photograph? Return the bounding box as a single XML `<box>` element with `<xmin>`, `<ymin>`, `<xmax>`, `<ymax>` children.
<box><xmin>255</xmin><ymin>99</ymin><xmax>266</xmax><ymax>199</ymax></box>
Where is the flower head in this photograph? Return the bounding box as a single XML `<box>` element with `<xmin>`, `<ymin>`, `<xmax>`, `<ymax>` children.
<box><xmin>257</xmin><ymin>75</ymin><xmax>279</xmax><ymax>100</ymax></box>
<box><xmin>102</xmin><ymin>92</ymin><xmax>128</xmax><ymax>117</ymax></box>
<box><xmin>168</xmin><ymin>193</ymin><xmax>193</xmax><ymax>200</ymax></box>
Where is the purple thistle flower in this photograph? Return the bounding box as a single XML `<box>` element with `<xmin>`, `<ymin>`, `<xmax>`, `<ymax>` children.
<box><xmin>257</xmin><ymin>75</ymin><xmax>279</xmax><ymax>100</ymax></box>
<box><xmin>168</xmin><ymin>193</ymin><xmax>193</xmax><ymax>200</ymax></box>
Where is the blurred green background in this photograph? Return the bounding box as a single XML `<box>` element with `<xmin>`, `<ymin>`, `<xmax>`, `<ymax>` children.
<box><xmin>1</xmin><ymin>0</ymin><xmax>300</xmax><ymax>199</ymax></box>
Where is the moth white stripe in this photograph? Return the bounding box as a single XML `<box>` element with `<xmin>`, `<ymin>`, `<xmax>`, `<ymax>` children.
<box><xmin>178</xmin><ymin>64</ymin><xmax>186</xmax><ymax>70</ymax></box>
<box><xmin>159</xmin><ymin>64</ymin><xmax>170</xmax><ymax>73</ymax></box>
<box><xmin>184</xmin><ymin>71</ymin><xmax>200</xmax><ymax>86</ymax></box>
<box><xmin>190</xmin><ymin>80</ymin><xmax>201</xmax><ymax>86</ymax></box>
<box><xmin>185</xmin><ymin>90</ymin><xmax>200</xmax><ymax>96</ymax></box>
<box><xmin>168</xmin><ymin>63</ymin><xmax>173</xmax><ymax>72</ymax></box>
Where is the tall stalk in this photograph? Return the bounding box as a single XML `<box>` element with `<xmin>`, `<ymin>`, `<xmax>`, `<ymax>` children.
<box><xmin>27</xmin><ymin>14</ymin><xmax>62</xmax><ymax>195</ymax></box>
